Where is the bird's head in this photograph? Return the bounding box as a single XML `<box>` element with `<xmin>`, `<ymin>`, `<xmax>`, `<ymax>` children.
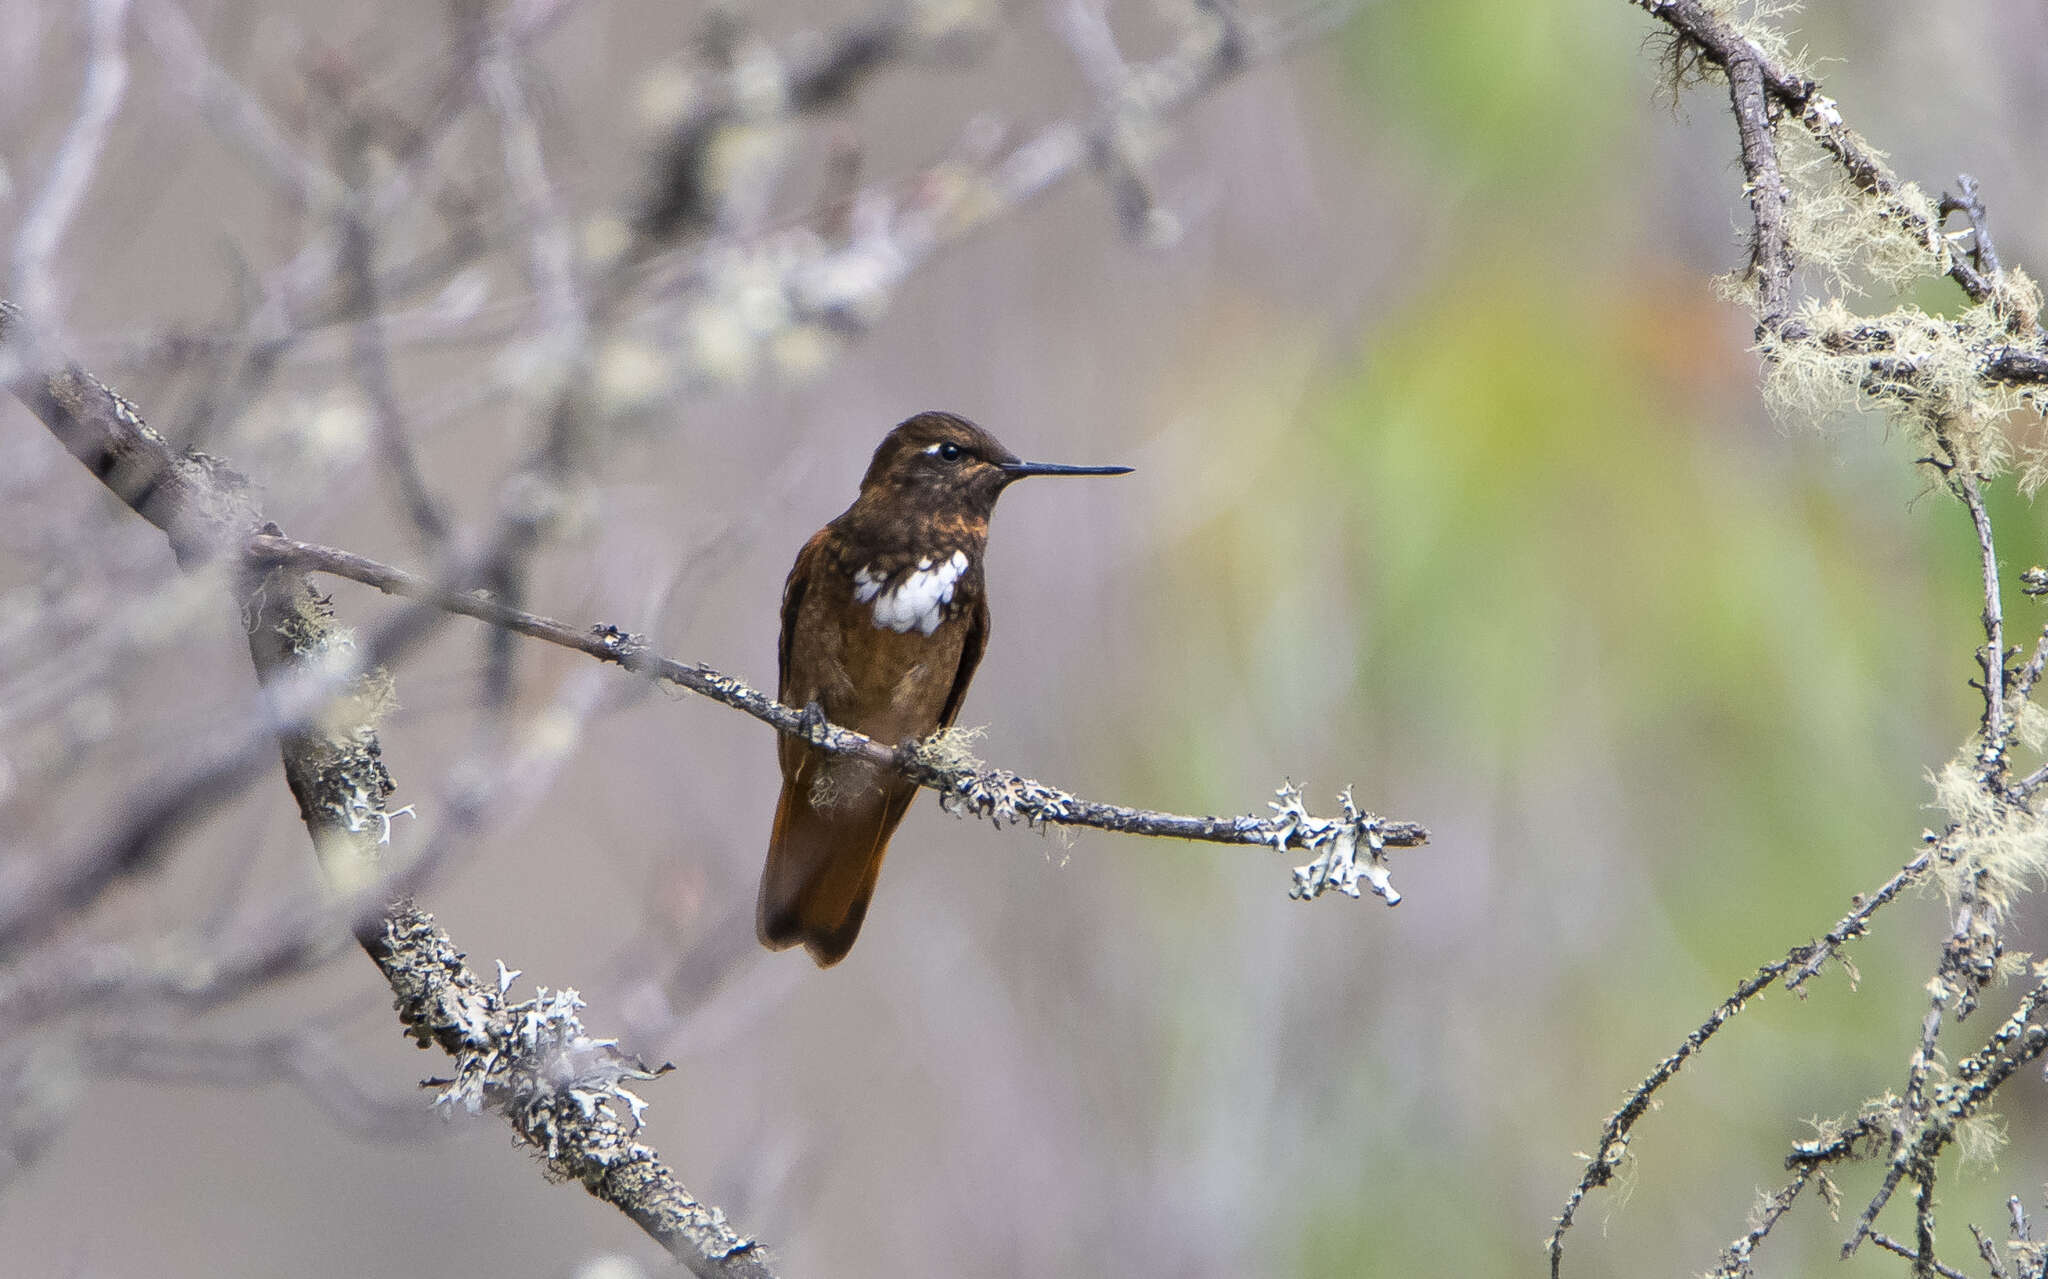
<box><xmin>856</xmin><ymin>411</ymin><xmax>1131</xmax><ymax>516</ymax></box>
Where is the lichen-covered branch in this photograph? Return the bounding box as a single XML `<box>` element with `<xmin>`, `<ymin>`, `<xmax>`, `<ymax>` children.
<box><xmin>1705</xmin><ymin>1166</ymin><xmax>1816</xmax><ymax>1279</ymax></box>
<box><xmin>244</xmin><ymin>532</ymin><xmax>1429</xmax><ymax>901</ymax></box>
<box><xmin>0</xmin><ymin>301</ymin><xmax>770</xmax><ymax>1274</ymax></box>
<box><xmin>1643</xmin><ymin>0</ymin><xmax>1799</xmax><ymax>328</ymax></box>
<box><xmin>368</xmin><ymin>904</ymin><xmax>776</xmax><ymax>1279</ymax></box>
<box><xmin>1553</xmin><ymin>3</ymin><xmax>2048</xmax><ymax>1274</ymax></box>
<box><xmin>0</xmin><ymin>298</ymin><xmax>397</xmax><ymax>904</ymax></box>
<box><xmin>1548</xmin><ymin>842</ymin><xmax>1928</xmax><ymax>1276</ymax></box>
<box><xmin>1635</xmin><ymin>0</ymin><xmax>2046</xmax><ymax>487</ymax></box>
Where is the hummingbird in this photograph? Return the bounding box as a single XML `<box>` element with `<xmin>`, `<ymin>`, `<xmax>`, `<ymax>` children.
<box><xmin>759</xmin><ymin>411</ymin><xmax>1132</xmax><ymax>966</ymax></box>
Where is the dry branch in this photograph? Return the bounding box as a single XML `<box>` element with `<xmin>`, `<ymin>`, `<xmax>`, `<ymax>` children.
<box><xmin>0</xmin><ymin>299</ymin><xmax>774</xmax><ymax>1278</ymax></box>
<box><xmin>1552</xmin><ymin>3</ymin><xmax>2048</xmax><ymax>1275</ymax></box>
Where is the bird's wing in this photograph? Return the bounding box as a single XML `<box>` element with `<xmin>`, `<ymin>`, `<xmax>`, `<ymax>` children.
<box><xmin>936</xmin><ymin>592</ymin><xmax>988</xmax><ymax>730</ymax></box>
<box><xmin>778</xmin><ymin>526</ymin><xmax>830</xmax><ymax>697</ymax></box>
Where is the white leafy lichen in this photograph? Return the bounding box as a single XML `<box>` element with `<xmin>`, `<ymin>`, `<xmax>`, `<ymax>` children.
<box><xmin>431</xmin><ymin>978</ymin><xmax>668</xmax><ymax>1169</ymax></box>
<box><xmin>1270</xmin><ymin>782</ymin><xmax>1401</xmax><ymax>906</ymax></box>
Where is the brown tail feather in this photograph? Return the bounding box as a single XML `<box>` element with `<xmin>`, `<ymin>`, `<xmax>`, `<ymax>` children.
<box><xmin>758</xmin><ymin>766</ymin><xmax>917</xmax><ymax>967</ymax></box>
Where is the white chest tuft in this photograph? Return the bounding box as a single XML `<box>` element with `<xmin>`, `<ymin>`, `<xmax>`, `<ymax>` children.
<box><xmin>853</xmin><ymin>550</ymin><xmax>971</xmax><ymax>635</ymax></box>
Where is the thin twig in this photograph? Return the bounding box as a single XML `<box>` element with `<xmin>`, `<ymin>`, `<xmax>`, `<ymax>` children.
<box><xmin>335</xmin><ymin>148</ymin><xmax>451</xmax><ymax>547</ymax></box>
<box><xmin>11</xmin><ymin>0</ymin><xmax>132</xmax><ymax>335</ymax></box>
<box><xmin>1973</xmin><ymin>1220</ymin><xmax>2011</xmax><ymax>1279</ymax></box>
<box><xmin>1706</xmin><ymin>1166</ymin><xmax>1810</xmax><ymax>1278</ymax></box>
<box><xmin>1846</xmin><ymin>976</ymin><xmax>2048</xmax><ymax>1258</ymax></box>
<box><xmin>1635</xmin><ymin>0</ymin><xmax>1796</xmax><ymax>331</ymax></box>
<box><xmin>83</xmin><ymin>1027</ymin><xmax>439</xmax><ymax>1143</ymax></box>
<box><xmin>1956</xmin><ymin>465</ymin><xmax>2011</xmax><ymax>782</ymax></box>
<box><xmin>1870</xmin><ymin>1228</ymin><xmax>1971</xmax><ymax>1279</ymax></box>
<box><xmin>1940</xmin><ymin>174</ymin><xmax>2002</xmax><ymax>292</ymax></box>
<box><xmin>134</xmin><ymin>0</ymin><xmax>341</xmax><ymax>209</ymax></box>
<box><xmin>1551</xmin><ymin>954</ymin><xmax>1794</xmax><ymax>1275</ymax></box>
<box><xmin>1550</xmin><ymin>842</ymin><xmax>1936</xmax><ymax>1274</ymax></box>
<box><xmin>474</xmin><ymin>15</ymin><xmax>587</xmax><ymax>351</ymax></box>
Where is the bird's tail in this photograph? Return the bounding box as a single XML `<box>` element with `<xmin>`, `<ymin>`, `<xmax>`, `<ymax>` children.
<box><xmin>757</xmin><ymin>758</ymin><xmax>915</xmax><ymax>967</ymax></box>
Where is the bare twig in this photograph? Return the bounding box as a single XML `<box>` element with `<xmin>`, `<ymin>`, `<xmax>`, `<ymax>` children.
<box><xmin>1551</xmin><ymin>953</ymin><xmax>1796</xmax><ymax>1274</ymax></box>
<box><xmin>335</xmin><ymin>157</ymin><xmax>452</xmax><ymax>546</ymax></box>
<box><xmin>83</xmin><ymin>1026</ymin><xmax>439</xmax><ymax>1143</ymax></box>
<box><xmin>474</xmin><ymin>14</ymin><xmax>587</xmax><ymax>351</ymax></box>
<box><xmin>134</xmin><ymin>0</ymin><xmax>342</xmax><ymax>210</ymax></box>
<box><xmin>1943</xmin><ymin>174</ymin><xmax>2003</xmax><ymax>284</ymax></box>
<box><xmin>1706</xmin><ymin>1166</ymin><xmax>1811</xmax><ymax>1278</ymax></box>
<box><xmin>1869</xmin><ymin>1228</ymin><xmax>1971</xmax><ymax>1279</ymax></box>
<box><xmin>1550</xmin><ymin>841</ymin><xmax>1935</xmax><ymax>1274</ymax></box>
<box><xmin>1956</xmin><ymin>464</ymin><xmax>2011</xmax><ymax>782</ymax></box>
<box><xmin>1972</xmin><ymin>1220</ymin><xmax>2010</xmax><ymax>1279</ymax></box>
<box><xmin>1636</xmin><ymin>0</ymin><xmax>1796</xmax><ymax>330</ymax></box>
<box><xmin>11</xmin><ymin>0</ymin><xmax>132</xmax><ymax>334</ymax></box>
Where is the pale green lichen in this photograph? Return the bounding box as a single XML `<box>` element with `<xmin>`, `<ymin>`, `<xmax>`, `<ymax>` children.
<box><xmin>1716</xmin><ymin>0</ymin><xmax>1816</xmax><ymax>79</ymax></box>
<box><xmin>1758</xmin><ymin>286</ymin><xmax>2043</xmax><ymax>481</ymax></box>
<box><xmin>1775</xmin><ymin>128</ymin><xmax>1945</xmax><ymax>295</ymax></box>
<box><xmin>2011</xmin><ymin>698</ymin><xmax>2048</xmax><ymax>755</ymax></box>
<box><xmin>1696</xmin><ymin>3</ymin><xmax>2048</xmax><ymax>489</ymax></box>
<box><xmin>916</xmin><ymin>723</ymin><xmax>988</xmax><ymax>772</ymax></box>
<box><xmin>1954</xmin><ymin>1112</ymin><xmax>2008</xmax><ymax>1171</ymax></box>
<box><xmin>1931</xmin><ymin>757</ymin><xmax>2048</xmax><ymax>910</ymax></box>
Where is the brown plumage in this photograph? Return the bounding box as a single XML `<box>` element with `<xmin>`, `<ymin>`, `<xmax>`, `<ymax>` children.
<box><xmin>758</xmin><ymin>411</ymin><xmax>1131</xmax><ymax>966</ymax></box>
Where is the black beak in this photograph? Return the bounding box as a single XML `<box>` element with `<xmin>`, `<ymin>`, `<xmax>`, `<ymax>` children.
<box><xmin>998</xmin><ymin>460</ymin><xmax>1134</xmax><ymax>480</ymax></box>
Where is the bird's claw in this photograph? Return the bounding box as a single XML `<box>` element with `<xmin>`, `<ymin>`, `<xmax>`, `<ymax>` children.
<box><xmin>798</xmin><ymin>700</ymin><xmax>831</xmax><ymax>745</ymax></box>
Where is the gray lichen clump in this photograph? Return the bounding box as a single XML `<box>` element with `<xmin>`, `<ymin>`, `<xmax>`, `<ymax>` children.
<box><xmin>245</xmin><ymin>566</ymin><xmax>402</xmax><ymax>893</ymax></box>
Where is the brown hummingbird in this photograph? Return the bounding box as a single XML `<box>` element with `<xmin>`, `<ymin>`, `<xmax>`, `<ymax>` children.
<box><xmin>759</xmin><ymin>411</ymin><xmax>1132</xmax><ymax>966</ymax></box>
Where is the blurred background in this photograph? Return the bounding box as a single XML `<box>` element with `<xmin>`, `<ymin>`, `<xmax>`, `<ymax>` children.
<box><xmin>3</xmin><ymin>0</ymin><xmax>2048</xmax><ymax>1275</ymax></box>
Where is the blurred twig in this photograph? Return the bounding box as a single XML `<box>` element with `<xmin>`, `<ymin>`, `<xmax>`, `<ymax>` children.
<box><xmin>11</xmin><ymin>0</ymin><xmax>132</xmax><ymax>336</ymax></box>
<box><xmin>0</xmin><ymin>299</ymin><xmax>775</xmax><ymax>1278</ymax></box>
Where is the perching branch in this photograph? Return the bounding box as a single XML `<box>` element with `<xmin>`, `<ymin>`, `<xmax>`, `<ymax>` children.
<box><xmin>242</xmin><ymin>532</ymin><xmax>1430</xmax><ymax>902</ymax></box>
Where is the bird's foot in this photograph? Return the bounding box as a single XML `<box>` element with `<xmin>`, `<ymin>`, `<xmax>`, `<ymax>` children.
<box><xmin>798</xmin><ymin>699</ymin><xmax>831</xmax><ymax>745</ymax></box>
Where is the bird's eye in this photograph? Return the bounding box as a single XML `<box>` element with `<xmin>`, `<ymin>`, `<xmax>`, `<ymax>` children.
<box><xmin>937</xmin><ymin>442</ymin><xmax>962</xmax><ymax>461</ymax></box>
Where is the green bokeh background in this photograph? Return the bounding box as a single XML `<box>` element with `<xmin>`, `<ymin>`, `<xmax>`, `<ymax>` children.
<box><xmin>1114</xmin><ymin>2</ymin><xmax>2048</xmax><ymax>1272</ymax></box>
